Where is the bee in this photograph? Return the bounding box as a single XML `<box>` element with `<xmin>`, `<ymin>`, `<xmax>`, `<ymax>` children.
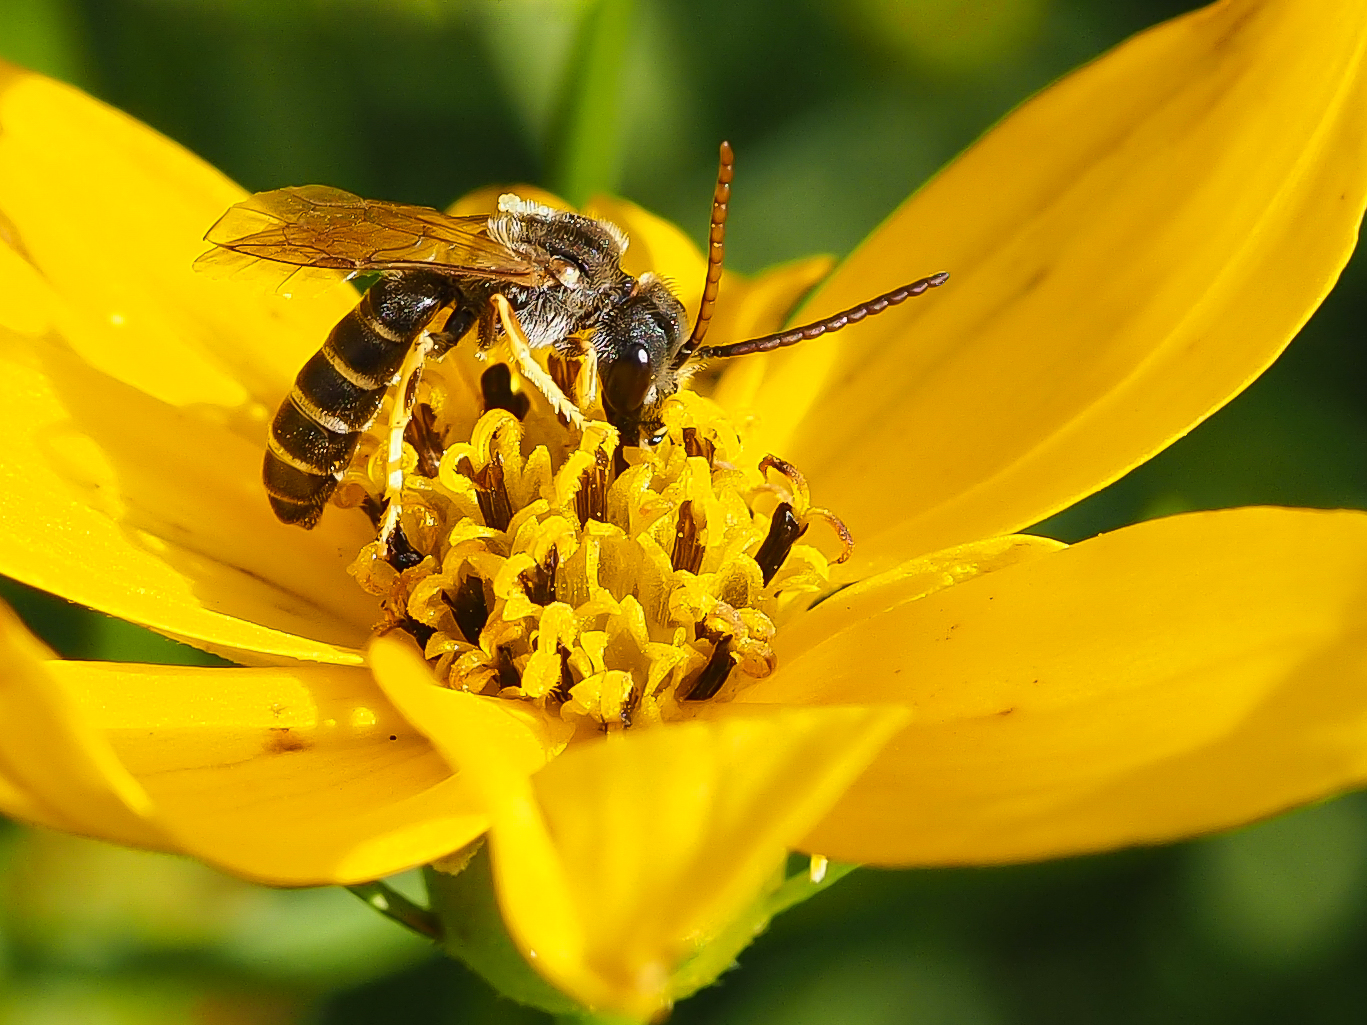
<box><xmin>197</xmin><ymin>143</ymin><xmax>947</xmax><ymax>531</ymax></box>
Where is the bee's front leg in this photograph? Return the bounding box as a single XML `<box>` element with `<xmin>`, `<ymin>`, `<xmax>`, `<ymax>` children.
<box><xmin>490</xmin><ymin>293</ymin><xmax>586</xmax><ymax>430</ymax></box>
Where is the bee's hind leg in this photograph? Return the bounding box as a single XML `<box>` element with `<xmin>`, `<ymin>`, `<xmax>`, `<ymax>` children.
<box><xmin>490</xmin><ymin>294</ymin><xmax>586</xmax><ymax>430</ymax></box>
<box><xmin>376</xmin><ymin>334</ymin><xmax>434</xmax><ymax>551</ymax></box>
<box><xmin>427</xmin><ymin>304</ymin><xmax>478</xmax><ymax>358</ymax></box>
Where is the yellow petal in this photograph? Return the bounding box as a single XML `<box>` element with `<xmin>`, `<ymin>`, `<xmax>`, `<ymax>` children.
<box><xmin>50</xmin><ymin>654</ymin><xmax>481</xmax><ymax>885</ymax></box>
<box><xmin>0</xmin><ymin>61</ymin><xmax>353</xmax><ymax>411</ymax></box>
<box><xmin>767</xmin><ymin>532</ymin><xmax>1065</xmax><ymax>670</ymax></box>
<box><xmin>0</xmin><ymin>63</ymin><xmax>376</xmax><ymax>662</ymax></box>
<box><xmin>708</xmin><ymin>255</ymin><xmax>835</xmax><ymax>413</ymax></box>
<box><xmin>583</xmin><ymin>194</ymin><xmax>708</xmax><ymax>310</ymax></box>
<box><xmin>367</xmin><ymin>633</ymin><xmax>571</xmax><ymax>776</ymax></box>
<box><xmin>742</xmin><ymin>0</ymin><xmax>1367</xmax><ymax>575</ymax></box>
<box><xmin>0</xmin><ymin>323</ymin><xmax>374</xmax><ymax>663</ymax></box>
<box><xmin>453</xmin><ymin>705</ymin><xmax>904</xmax><ymax>1018</ymax></box>
<box><xmin>744</xmin><ymin>507</ymin><xmax>1367</xmax><ymax>865</ymax></box>
<box><xmin>0</xmin><ymin>602</ymin><xmax>166</xmax><ymax>848</ymax></box>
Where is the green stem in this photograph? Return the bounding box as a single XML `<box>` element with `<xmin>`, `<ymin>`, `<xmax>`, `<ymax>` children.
<box><xmin>346</xmin><ymin>880</ymin><xmax>443</xmax><ymax>942</ymax></box>
<box><xmin>549</xmin><ymin>0</ymin><xmax>637</xmax><ymax>204</ymax></box>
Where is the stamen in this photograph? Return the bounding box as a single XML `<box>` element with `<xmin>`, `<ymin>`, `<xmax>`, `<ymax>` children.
<box><xmin>671</xmin><ymin>500</ymin><xmax>704</xmax><ymax>573</ymax></box>
<box><xmin>754</xmin><ymin>502</ymin><xmax>807</xmax><ymax>585</ymax></box>
<box><xmin>403</xmin><ymin>403</ymin><xmax>444</xmax><ymax>478</ymax></box>
<box><xmin>681</xmin><ymin>426</ymin><xmax>716</xmax><ymax>463</ymax></box>
<box><xmin>519</xmin><ymin>548</ymin><xmax>560</xmax><ymax>605</ymax></box>
<box><xmin>573</xmin><ymin>448</ymin><xmax>610</xmax><ymax>527</ymax></box>
<box><xmin>553</xmin><ymin>645</ymin><xmax>575</xmax><ymax>703</ymax></box>
<box><xmin>385</xmin><ymin>522</ymin><xmax>425</xmax><ymax>571</ymax></box>
<box><xmin>473</xmin><ymin>453</ymin><xmax>513</xmax><ymax>531</ymax></box>
<box><xmin>495</xmin><ymin>648</ymin><xmax>520</xmax><ymax>691</ymax></box>
<box><xmin>682</xmin><ymin>637</ymin><xmax>734</xmax><ymax>701</ymax></box>
<box><xmin>443</xmin><ymin>576</ymin><xmax>490</xmax><ymax>644</ymax></box>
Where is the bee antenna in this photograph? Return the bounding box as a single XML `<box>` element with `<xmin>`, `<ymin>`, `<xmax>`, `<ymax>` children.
<box><xmin>673</xmin><ymin>141</ymin><xmax>735</xmax><ymax>369</ymax></box>
<box><xmin>695</xmin><ymin>272</ymin><xmax>950</xmax><ymax>360</ymax></box>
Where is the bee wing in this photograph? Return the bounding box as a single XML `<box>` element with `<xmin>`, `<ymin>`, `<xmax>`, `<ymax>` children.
<box><xmin>195</xmin><ymin>185</ymin><xmax>549</xmax><ymax>289</ymax></box>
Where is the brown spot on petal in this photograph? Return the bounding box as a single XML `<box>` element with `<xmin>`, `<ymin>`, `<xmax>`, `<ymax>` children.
<box><xmin>264</xmin><ymin>727</ymin><xmax>311</xmax><ymax>754</ymax></box>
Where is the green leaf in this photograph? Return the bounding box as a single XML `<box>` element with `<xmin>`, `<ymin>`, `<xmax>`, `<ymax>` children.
<box><xmin>548</xmin><ymin>0</ymin><xmax>636</xmax><ymax>205</ymax></box>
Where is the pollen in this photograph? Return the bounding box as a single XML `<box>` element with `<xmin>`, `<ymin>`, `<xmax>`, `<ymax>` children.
<box><xmin>339</xmin><ymin>353</ymin><xmax>848</xmax><ymax>737</ymax></box>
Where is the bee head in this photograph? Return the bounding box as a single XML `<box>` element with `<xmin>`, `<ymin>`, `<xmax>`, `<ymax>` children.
<box><xmin>598</xmin><ymin>274</ymin><xmax>688</xmax><ymax>444</ymax></box>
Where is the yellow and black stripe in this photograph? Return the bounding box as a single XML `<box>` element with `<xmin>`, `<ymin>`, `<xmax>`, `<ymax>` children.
<box><xmin>263</xmin><ymin>272</ymin><xmax>460</xmax><ymax>527</ymax></box>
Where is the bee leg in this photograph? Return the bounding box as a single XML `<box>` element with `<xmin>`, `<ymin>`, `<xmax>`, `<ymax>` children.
<box><xmin>376</xmin><ymin>334</ymin><xmax>435</xmax><ymax>551</ymax></box>
<box><xmin>490</xmin><ymin>294</ymin><xmax>586</xmax><ymax>430</ymax></box>
<box><xmin>428</xmin><ymin>304</ymin><xmax>478</xmax><ymax>358</ymax></box>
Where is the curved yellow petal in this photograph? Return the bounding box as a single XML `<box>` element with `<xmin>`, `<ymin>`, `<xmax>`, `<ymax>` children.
<box><xmin>51</xmin><ymin>656</ymin><xmax>482</xmax><ymax>884</ymax></box>
<box><xmin>0</xmin><ymin>323</ymin><xmax>374</xmax><ymax>663</ymax></box>
<box><xmin>742</xmin><ymin>0</ymin><xmax>1367</xmax><ymax>576</ymax></box>
<box><xmin>442</xmin><ymin>704</ymin><xmax>903</xmax><ymax>1018</ymax></box>
<box><xmin>368</xmin><ymin>634</ymin><xmax>571</xmax><ymax>775</ymax></box>
<box><xmin>0</xmin><ymin>603</ymin><xmax>167</xmax><ymax>849</ymax></box>
<box><xmin>0</xmin><ymin>63</ymin><xmax>377</xmax><ymax>662</ymax></box>
<box><xmin>708</xmin><ymin>255</ymin><xmax>835</xmax><ymax>414</ymax></box>
<box><xmin>769</xmin><ymin>532</ymin><xmax>1065</xmax><ymax>668</ymax></box>
<box><xmin>744</xmin><ymin>507</ymin><xmax>1367</xmax><ymax>865</ymax></box>
<box><xmin>0</xmin><ymin>61</ymin><xmax>353</xmax><ymax>412</ymax></box>
<box><xmin>583</xmin><ymin>194</ymin><xmax>708</xmax><ymax>310</ymax></box>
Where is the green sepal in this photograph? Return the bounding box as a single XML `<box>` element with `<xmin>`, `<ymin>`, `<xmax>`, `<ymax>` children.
<box><xmin>424</xmin><ymin>842</ymin><xmax>582</xmax><ymax>1016</ymax></box>
<box><xmin>424</xmin><ymin>845</ymin><xmax>856</xmax><ymax>1018</ymax></box>
<box><xmin>669</xmin><ymin>857</ymin><xmax>858</xmax><ymax>1003</ymax></box>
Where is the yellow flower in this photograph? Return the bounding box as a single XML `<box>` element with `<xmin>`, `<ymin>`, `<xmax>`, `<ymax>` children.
<box><xmin>1</xmin><ymin>0</ymin><xmax>1366</xmax><ymax>1018</ymax></box>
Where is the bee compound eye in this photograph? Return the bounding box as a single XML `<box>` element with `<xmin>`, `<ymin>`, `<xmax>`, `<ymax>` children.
<box><xmin>603</xmin><ymin>342</ymin><xmax>654</xmax><ymax>420</ymax></box>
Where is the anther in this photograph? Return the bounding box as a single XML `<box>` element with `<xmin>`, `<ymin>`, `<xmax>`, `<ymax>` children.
<box><xmin>574</xmin><ymin>448</ymin><xmax>610</xmax><ymax>527</ymax></box>
<box><xmin>553</xmin><ymin>645</ymin><xmax>575</xmax><ymax>703</ymax></box>
<box><xmin>403</xmin><ymin>403</ymin><xmax>443</xmax><ymax>478</ymax></box>
<box><xmin>480</xmin><ymin>363</ymin><xmax>530</xmax><ymax>420</ymax></box>
<box><xmin>495</xmin><ymin>647</ymin><xmax>520</xmax><ymax>691</ymax></box>
<box><xmin>754</xmin><ymin>502</ymin><xmax>807</xmax><ymax>585</ymax></box>
<box><xmin>682</xmin><ymin>426</ymin><xmax>716</xmax><ymax>464</ymax></box>
<box><xmin>518</xmin><ymin>548</ymin><xmax>560</xmax><ymax>605</ymax></box>
<box><xmin>682</xmin><ymin>637</ymin><xmax>734</xmax><ymax>701</ymax></box>
<box><xmin>671</xmin><ymin>500</ymin><xmax>704</xmax><ymax>573</ymax></box>
<box><xmin>474</xmin><ymin>453</ymin><xmax>513</xmax><ymax>531</ymax></box>
<box><xmin>443</xmin><ymin>576</ymin><xmax>490</xmax><ymax>644</ymax></box>
<box><xmin>385</xmin><ymin>522</ymin><xmax>425</xmax><ymax>571</ymax></box>
<box><xmin>398</xmin><ymin>616</ymin><xmax>436</xmax><ymax>648</ymax></box>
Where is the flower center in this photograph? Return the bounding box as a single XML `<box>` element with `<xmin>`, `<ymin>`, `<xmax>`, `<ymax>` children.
<box><xmin>339</xmin><ymin>349</ymin><xmax>849</xmax><ymax>737</ymax></box>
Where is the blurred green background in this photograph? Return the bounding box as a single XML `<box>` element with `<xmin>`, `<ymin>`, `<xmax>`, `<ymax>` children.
<box><xmin>3</xmin><ymin>0</ymin><xmax>1367</xmax><ymax>1022</ymax></box>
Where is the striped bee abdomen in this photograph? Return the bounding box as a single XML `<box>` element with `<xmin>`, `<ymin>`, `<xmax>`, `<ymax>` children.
<box><xmin>264</xmin><ymin>272</ymin><xmax>460</xmax><ymax>527</ymax></box>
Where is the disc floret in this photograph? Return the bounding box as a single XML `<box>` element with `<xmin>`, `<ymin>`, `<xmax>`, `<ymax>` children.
<box><xmin>344</xmin><ymin>369</ymin><xmax>846</xmax><ymax>739</ymax></box>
